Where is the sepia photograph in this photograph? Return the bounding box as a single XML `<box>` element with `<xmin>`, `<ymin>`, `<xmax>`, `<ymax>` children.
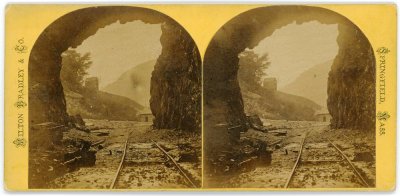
<box><xmin>28</xmin><ymin>6</ymin><xmax>202</xmax><ymax>189</ymax></box>
<box><xmin>204</xmin><ymin>5</ymin><xmax>376</xmax><ymax>188</ymax></box>
<box><xmin>2</xmin><ymin>3</ymin><xmax>396</xmax><ymax>192</ymax></box>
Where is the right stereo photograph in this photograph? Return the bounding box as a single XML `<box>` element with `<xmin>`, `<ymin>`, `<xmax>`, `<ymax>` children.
<box><xmin>203</xmin><ymin>5</ymin><xmax>376</xmax><ymax>189</ymax></box>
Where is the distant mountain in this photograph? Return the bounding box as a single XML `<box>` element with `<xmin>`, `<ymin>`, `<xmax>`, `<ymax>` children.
<box><xmin>281</xmin><ymin>59</ymin><xmax>333</xmax><ymax>108</ymax></box>
<box><xmin>102</xmin><ymin>60</ymin><xmax>156</xmax><ymax>107</ymax></box>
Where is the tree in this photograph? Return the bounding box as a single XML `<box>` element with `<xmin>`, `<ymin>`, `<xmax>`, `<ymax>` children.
<box><xmin>60</xmin><ymin>49</ymin><xmax>92</xmax><ymax>93</ymax></box>
<box><xmin>238</xmin><ymin>50</ymin><xmax>270</xmax><ymax>87</ymax></box>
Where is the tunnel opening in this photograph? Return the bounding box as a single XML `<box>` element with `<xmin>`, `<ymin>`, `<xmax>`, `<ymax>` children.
<box><xmin>60</xmin><ymin>20</ymin><xmax>162</xmax><ymax>124</ymax></box>
<box><xmin>204</xmin><ymin>5</ymin><xmax>376</xmax><ymax>187</ymax></box>
<box><xmin>237</xmin><ymin>21</ymin><xmax>339</xmax><ymax>123</ymax></box>
<box><xmin>28</xmin><ymin>6</ymin><xmax>201</xmax><ymax>188</ymax></box>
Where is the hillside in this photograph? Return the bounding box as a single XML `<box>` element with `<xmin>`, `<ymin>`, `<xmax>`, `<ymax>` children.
<box><xmin>281</xmin><ymin>59</ymin><xmax>333</xmax><ymax>107</ymax></box>
<box><xmin>239</xmin><ymin>78</ymin><xmax>321</xmax><ymax>121</ymax></box>
<box><xmin>65</xmin><ymin>89</ymin><xmax>144</xmax><ymax>121</ymax></box>
<box><xmin>102</xmin><ymin>59</ymin><xmax>156</xmax><ymax>106</ymax></box>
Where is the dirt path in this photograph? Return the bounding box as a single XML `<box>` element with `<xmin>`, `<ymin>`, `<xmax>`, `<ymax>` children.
<box><xmin>52</xmin><ymin>119</ymin><xmax>201</xmax><ymax>189</ymax></box>
<box><xmin>209</xmin><ymin>120</ymin><xmax>375</xmax><ymax>188</ymax></box>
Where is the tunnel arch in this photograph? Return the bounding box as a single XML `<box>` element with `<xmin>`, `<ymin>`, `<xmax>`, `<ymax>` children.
<box><xmin>29</xmin><ymin>6</ymin><xmax>202</xmax><ymax>137</ymax></box>
<box><xmin>204</xmin><ymin>5</ymin><xmax>375</xmax><ymax>155</ymax></box>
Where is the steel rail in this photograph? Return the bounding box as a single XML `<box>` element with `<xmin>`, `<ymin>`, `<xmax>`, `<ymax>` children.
<box><xmin>328</xmin><ymin>139</ymin><xmax>371</xmax><ymax>187</ymax></box>
<box><xmin>151</xmin><ymin>139</ymin><xmax>198</xmax><ymax>188</ymax></box>
<box><xmin>284</xmin><ymin>134</ymin><xmax>371</xmax><ymax>188</ymax></box>
<box><xmin>109</xmin><ymin>134</ymin><xmax>130</xmax><ymax>189</ymax></box>
<box><xmin>284</xmin><ymin>132</ymin><xmax>308</xmax><ymax>188</ymax></box>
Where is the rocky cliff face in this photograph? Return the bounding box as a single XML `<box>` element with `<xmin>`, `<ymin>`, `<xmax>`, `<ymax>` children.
<box><xmin>150</xmin><ymin>23</ymin><xmax>202</xmax><ymax>131</ymax></box>
<box><xmin>327</xmin><ymin>24</ymin><xmax>375</xmax><ymax>131</ymax></box>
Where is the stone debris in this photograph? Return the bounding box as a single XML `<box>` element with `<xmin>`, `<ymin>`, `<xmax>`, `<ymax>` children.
<box><xmin>51</xmin><ymin>119</ymin><xmax>201</xmax><ymax>189</ymax></box>
<box><xmin>353</xmin><ymin>152</ymin><xmax>374</xmax><ymax>162</ymax></box>
<box><xmin>207</xmin><ymin>136</ymin><xmax>272</xmax><ymax>176</ymax></box>
<box><xmin>206</xmin><ymin>119</ymin><xmax>375</xmax><ymax>188</ymax></box>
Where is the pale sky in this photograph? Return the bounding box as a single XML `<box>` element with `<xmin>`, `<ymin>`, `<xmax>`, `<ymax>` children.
<box><xmin>251</xmin><ymin>21</ymin><xmax>339</xmax><ymax>89</ymax></box>
<box><xmin>73</xmin><ymin>20</ymin><xmax>162</xmax><ymax>88</ymax></box>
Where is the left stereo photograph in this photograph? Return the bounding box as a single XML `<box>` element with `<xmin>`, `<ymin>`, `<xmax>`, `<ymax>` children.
<box><xmin>12</xmin><ymin>6</ymin><xmax>202</xmax><ymax>189</ymax></box>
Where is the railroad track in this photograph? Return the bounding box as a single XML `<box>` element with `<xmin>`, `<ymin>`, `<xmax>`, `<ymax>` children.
<box><xmin>109</xmin><ymin>133</ymin><xmax>198</xmax><ymax>189</ymax></box>
<box><xmin>284</xmin><ymin>132</ymin><xmax>371</xmax><ymax>188</ymax></box>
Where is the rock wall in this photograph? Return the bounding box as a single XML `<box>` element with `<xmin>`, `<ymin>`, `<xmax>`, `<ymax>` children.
<box><xmin>204</xmin><ymin>5</ymin><xmax>375</xmax><ymax>162</ymax></box>
<box><xmin>150</xmin><ymin>23</ymin><xmax>202</xmax><ymax>131</ymax></box>
<box><xmin>327</xmin><ymin>24</ymin><xmax>375</xmax><ymax>131</ymax></box>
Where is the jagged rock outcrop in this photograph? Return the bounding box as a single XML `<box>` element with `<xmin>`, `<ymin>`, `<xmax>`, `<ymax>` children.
<box><xmin>327</xmin><ymin>24</ymin><xmax>375</xmax><ymax>131</ymax></box>
<box><xmin>150</xmin><ymin>23</ymin><xmax>201</xmax><ymax>131</ymax></box>
<box><xmin>204</xmin><ymin>5</ymin><xmax>375</xmax><ymax>168</ymax></box>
